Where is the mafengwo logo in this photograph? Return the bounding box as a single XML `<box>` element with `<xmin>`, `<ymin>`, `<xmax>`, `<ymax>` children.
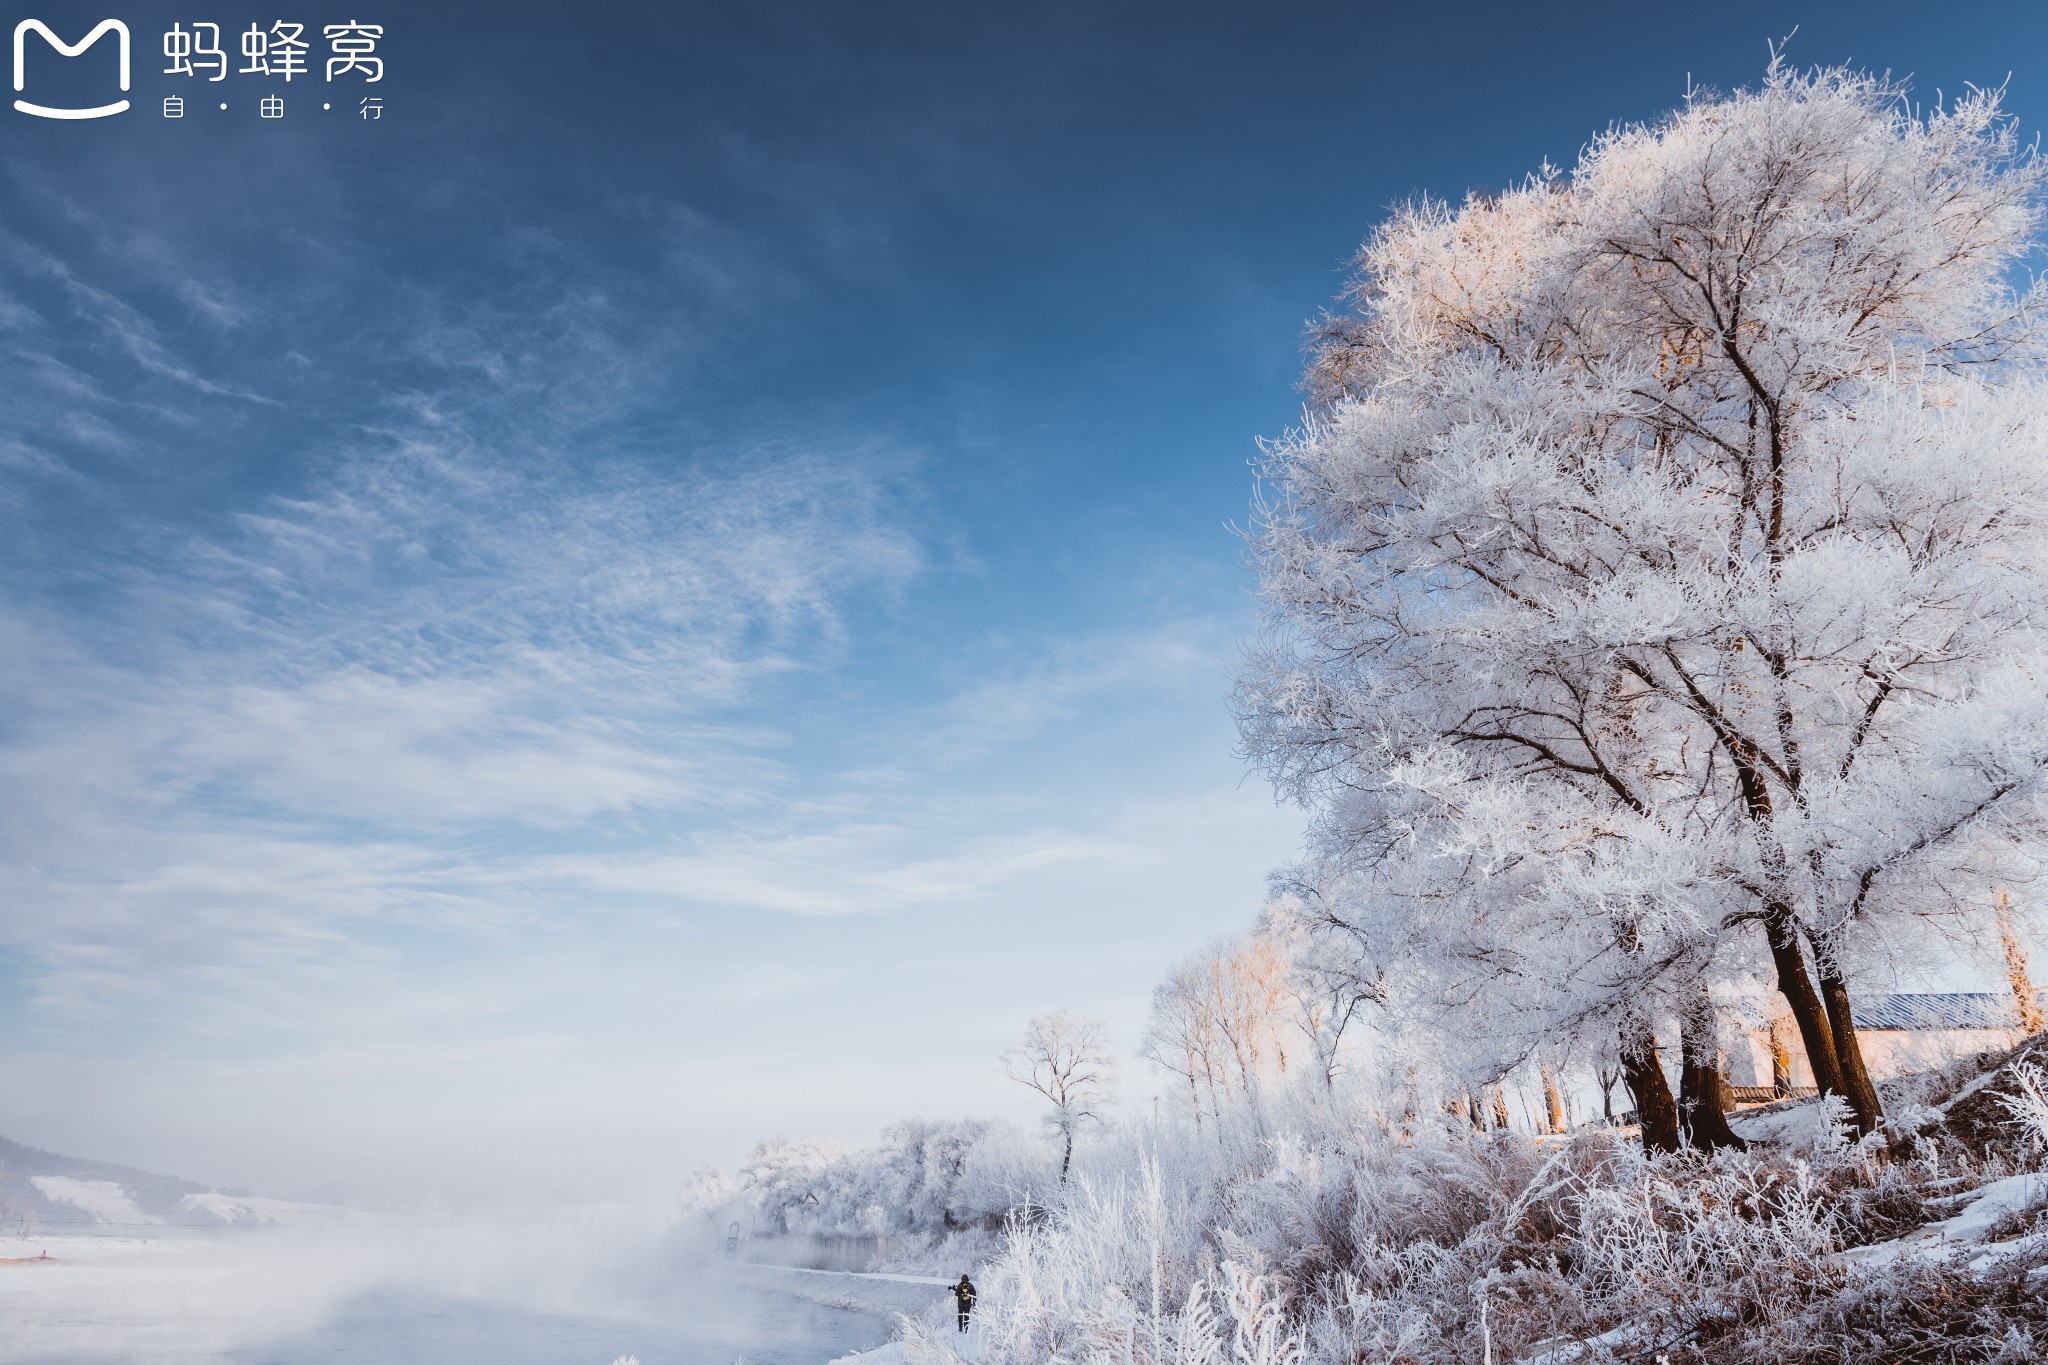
<box><xmin>13</xmin><ymin>18</ymin><xmax>131</xmax><ymax>119</ymax></box>
<box><xmin>13</xmin><ymin>17</ymin><xmax>384</xmax><ymax>122</ymax></box>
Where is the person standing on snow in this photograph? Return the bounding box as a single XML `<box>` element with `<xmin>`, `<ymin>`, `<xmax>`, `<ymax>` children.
<box><xmin>953</xmin><ymin>1274</ymin><xmax>976</xmax><ymax>1332</ymax></box>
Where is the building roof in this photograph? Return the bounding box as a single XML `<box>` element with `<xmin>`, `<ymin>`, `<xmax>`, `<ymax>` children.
<box><xmin>1852</xmin><ymin>992</ymin><xmax>2019</xmax><ymax>1031</ymax></box>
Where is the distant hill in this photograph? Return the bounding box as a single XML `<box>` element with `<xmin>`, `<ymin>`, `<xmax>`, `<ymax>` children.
<box><xmin>0</xmin><ymin>1135</ymin><xmax>339</xmax><ymax>1233</ymax></box>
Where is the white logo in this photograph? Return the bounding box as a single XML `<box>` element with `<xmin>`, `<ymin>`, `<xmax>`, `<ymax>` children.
<box><xmin>13</xmin><ymin>19</ymin><xmax>131</xmax><ymax>120</ymax></box>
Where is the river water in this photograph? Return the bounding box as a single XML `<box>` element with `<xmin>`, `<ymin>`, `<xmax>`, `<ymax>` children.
<box><xmin>214</xmin><ymin>1282</ymin><xmax>885</xmax><ymax>1365</ymax></box>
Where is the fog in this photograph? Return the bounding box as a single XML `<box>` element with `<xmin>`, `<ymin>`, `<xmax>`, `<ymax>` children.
<box><xmin>0</xmin><ymin>1214</ymin><xmax>883</xmax><ymax>1365</ymax></box>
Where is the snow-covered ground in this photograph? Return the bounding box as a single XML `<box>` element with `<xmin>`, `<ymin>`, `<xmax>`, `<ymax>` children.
<box><xmin>830</xmin><ymin>1324</ymin><xmax>994</xmax><ymax>1365</ymax></box>
<box><xmin>1845</xmin><ymin>1172</ymin><xmax>2048</xmax><ymax>1273</ymax></box>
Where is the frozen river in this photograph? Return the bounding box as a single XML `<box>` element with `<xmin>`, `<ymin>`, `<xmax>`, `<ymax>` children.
<box><xmin>0</xmin><ymin>1231</ymin><xmax>890</xmax><ymax>1365</ymax></box>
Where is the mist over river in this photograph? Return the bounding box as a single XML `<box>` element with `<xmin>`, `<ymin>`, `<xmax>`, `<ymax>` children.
<box><xmin>210</xmin><ymin>1283</ymin><xmax>882</xmax><ymax>1365</ymax></box>
<box><xmin>0</xmin><ymin>1229</ymin><xmax>887</xmax><ymax>1365</ymax></box>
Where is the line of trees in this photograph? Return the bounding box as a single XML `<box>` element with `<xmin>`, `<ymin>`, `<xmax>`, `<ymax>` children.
<box><xmin>691</xmin><ymin>1119</ymin><xmax>1049</xmax><ymax>1244</ymax></box>
<box><xmin>1140</xmin><ymin>903</ymin><xmax>1366</xmax><ymax>1134</ymax></box>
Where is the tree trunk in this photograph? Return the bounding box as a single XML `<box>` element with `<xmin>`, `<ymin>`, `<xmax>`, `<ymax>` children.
<box><xmin>1768</xmin><ymin>1014</ymin><xmax>1796</xmax><ymax>1096</ymax></box>
<box><xmin>1541</xmin><ymin>1065</ymin><xmax>1566</xmax><ymax>1134</ymax></box>
<box><xmin>1677</xmin><ymin>1005</ymin><xmax>1746</xmax><ymax>1153</ymax></box>
<box><xmin>1620</xmin><ymin>1025</ymin><xmax>1681</xmax><ymax>1154</ymax></box>
<box><xmin>1998</xmin><ymin>891</ymin><xmax>2045</xmax><ymax>1035</ymax></box>
<box><xmin>1765</xmin><ymin>906</ymin><xmax>1848</xmax><ymax>1099</ymax></box>
<box><xmin>1059</xmin><ymin>1129</ymin><xmax>1073</xmax><ymax>1185</ymax></box>
<box><xmin>1812</xmin><ymin>949</ymin><xmax>1884</xmax><ymax>1135</ymax></box>
<box><xmin>1722</xmin><ymin>735</ymin><xmax>1850</xmax><ymax>1108</ymax></box>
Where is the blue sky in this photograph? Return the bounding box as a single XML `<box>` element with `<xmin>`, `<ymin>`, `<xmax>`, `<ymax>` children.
<box><xmin>4</xmin><ymin>0</ymin><xmax>2046</xmax><ymax>1204</ymax></box>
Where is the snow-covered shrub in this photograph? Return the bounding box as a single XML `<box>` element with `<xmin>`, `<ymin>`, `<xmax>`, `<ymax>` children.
<box><xmin>1822</xmin><ymin>1160</ymin><xmax>1931</xmax><ymax>1249</ymax></box>
<box><xmin>950</xmin><ymin>1059</ymin><xmax>2048</xmax><ymax>1365</ymax></box>
<box><xmin>1995</xmin><ymin>1062</ymin><xmax>2048</xmax><ymax>1157</ymax></box>
<box><xmin>1572</xmin><ymin>1154</ymin><xmax>1843</xmax><ymax>1349</ymax></box>
<box><xmin>1707</xmin><ymin>1248</ymin><xmax>2048</xmax><ymax>1364</ymax></box>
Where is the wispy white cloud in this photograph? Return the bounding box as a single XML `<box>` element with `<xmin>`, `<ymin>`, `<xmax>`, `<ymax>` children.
<box><xmin>0</xmin><ymin>426</ymin><xmax>927</xmax><ymax>989</ymax></box>
<box><xmin>546</xmin><ymin>824</ymin><xmax>1138</xmax><ymax>917</ymax></box>
<box><xmin>4</xmin><ymin>238</ymin><xmax>275</xmax><ymax>403</ymax></box>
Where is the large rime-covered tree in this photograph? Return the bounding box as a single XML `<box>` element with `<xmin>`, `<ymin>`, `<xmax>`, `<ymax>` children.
<box><xmin>1239</xmin><ymin>63</ymin><xmax>2048</xmax><ymax>1139</ymax></box>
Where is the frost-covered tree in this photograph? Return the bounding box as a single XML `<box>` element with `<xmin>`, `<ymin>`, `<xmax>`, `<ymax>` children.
<box><xmin>1142</xmin><ymin>911</ymin><xmax>1369</xmax><ymax>1134</ymax></box>
<box><xmin>739</xmin><ymin>1135</ymin><xmax>848</xmax><ymax>1234</ymax></box>
<box><xmin>1142</xmin><ymin>936</ymin><xmax>1292</xmax><ymax>1130</ymax></box>
<box><xmin>1004</xmin><ymin>1011</ymin><xmax>1118</xmax><ymax>1183</ymax></box>
<box><xmin>675</xmin><ymin>1163</ymin><xmax>738</xmax><ymax>1228</ymax></box>
<box><xmin>867</xmin><ymin>1119</ymin><xmax>1000</xmax><ymax>1233</ymax></box>
<box><xmin>1256</xmin><ymin>897</ymin><xmax>1373</xmax><ymax>1094</ymax></box>
<box><xmin>717</xmin><ymin>1119</ymin><xmax>1047</xmax><ymax>1246</ymax></box>
<box><xmin>1241</xmin><ymin>62</ymin><xmax>2048</xmax><ymax>1136</ymax></box>
<box><xmin>1143</xmin><ymin>959</ymin><xmax>1229</xmax><ymax>1130</ymax></box>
